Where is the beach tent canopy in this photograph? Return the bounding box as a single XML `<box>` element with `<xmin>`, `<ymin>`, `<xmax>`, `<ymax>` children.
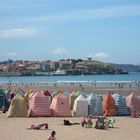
<box><xmin>112</xmin><ymin>93</ymin><xmax>129</xmax><ymax>116</ymax></box>
<box><xmin>77</xmin><ymin>91</ymin><xmax>88</xmax><ymax>98</ymax></box>
<box><xmin>50</xmin><ymin>92</ymin><xmax>71</xmax><ymax>117</ymax></box>
<box><xmin>87</xmin><ymin>93</ymin><xmax>103</xmax><ymax>116</ymax></box>
<box><xmin>28</xmin><ymin>90</ymin><xmax>52</xmax><ymax>117</ymax></box>
<box><xmin>73</xmin><ymin>95</ymin><xmax>88</xmax><ymax>117</ymax></box>
<box><xmin>17</xmin><ymin>88</ymin><xmax>25</xmax><ymax>97</ymax></box>
<box><xmin>0</xmin><ymin>89</ymin><xmax>8</xmax><ymax>110</ymax></box>
<box><xmin>69</xmin><ymin>91</ymin><xmax>78</xmax><ymax>110</ymax></box>
<box><xmin>51</xmin><ymin>90</ymin><xmax>61</xmax><ymax>97</ymax></box>
<box><xmin>126</xmin><ymin>93</ymin><xmax>140</xmax><ymax>113</ymax></box>
<box><xmin>6</xmin><ymin>93</ymin><xmax>28</xmax><ymax>117</ymax></box>
<box><xmin>24</xmin><ymin>90</ymin><xmax>33</xmax><ymax>108</ymax></box>
<box><xmin>5</xmin><ymin>88</ymin><xmax>11</xmax><ymax>103</ymax></box>
<box><xmin>24</xmin><ymin>89</ymin><xmax>32</xmax><ymax>99</ymax></box>
<box><xmin>103</xmin><ymin>93</ymin><xmax>116</xmax><ymax>117</ymax></box>
<box><xmin>63</xmin><ymin>91</ymin><xmax>70</xmax><ymax>97</ymax></box>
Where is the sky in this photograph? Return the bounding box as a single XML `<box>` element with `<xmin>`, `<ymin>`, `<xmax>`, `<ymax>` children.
<box><xmin>0</xmin><ymin>0</ymin><xmax>140</xmax><ymax>64</ymax></box>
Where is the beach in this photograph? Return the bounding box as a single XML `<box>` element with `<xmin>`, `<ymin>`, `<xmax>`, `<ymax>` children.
<box><xmin>0</xmin><ymin>113</ymin><xmax>140</xmax><ymax>140</ymax></box>
<box><xmin>1</xmin><ymin>83</ymin><xmax>140</xmax><ymax>96</ymax></box>
<box><xmin>1</xmin><ymin>79</ymin><xmax>140</xmax><ymax>140</ymax></box>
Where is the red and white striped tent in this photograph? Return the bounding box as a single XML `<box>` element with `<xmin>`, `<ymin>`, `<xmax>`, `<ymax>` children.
<box><xmin>28</xmin><ymin>90</ymin><xmax>52</xmax><ymax>117</ymax></box>
<box><xmin>50</xmin><ymin>91</ymin><xmax>71</xmax><ymax>117</ymax></box>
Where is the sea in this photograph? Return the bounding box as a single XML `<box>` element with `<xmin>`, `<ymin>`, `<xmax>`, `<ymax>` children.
<box><xmin>0</xmin><ymin>72</ymin><xmax>140</xmax><ymax>86</ymax></box>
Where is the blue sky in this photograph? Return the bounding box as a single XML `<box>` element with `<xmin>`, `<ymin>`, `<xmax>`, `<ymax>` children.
<box><xmin>0</xmin><ymin>0</ymin><xmax>140</xmax><ymax>64</ymax></box>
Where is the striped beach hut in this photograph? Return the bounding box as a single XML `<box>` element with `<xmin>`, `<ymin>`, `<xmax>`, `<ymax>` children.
<box><xmin>0</xmin><ymin>88</ymin><xmax>9</xmax><ymax>112</ymax></box>
<box><xmin>87</xmin><ymin>93</ymin><xmax>103</xmax><ymax>116</ymax></box>
<box><xmin>50</xmin><ymin>92</ymin><xmax>71</xmax><ymax>117</ymax></box>
<box><xmin>73</xmin><ymin>95</ymin><xmax>88</xmax><ymax>117</ymax></box>
<box><xmin>126</xmin><ymin>93</ymin><xmax>140</xmax><ymax>114</ymax></box>
<box><xmin>28</xmin><ymin>90</ymin><xmax>52</xmax><ymax>117</ymax></box>
<box><xmin>6</xmin><ymin>93</ymin><xmax>28</xmax><ymax>117</ymax></box>
<box><xmin>112</xmin><ymin>93</ymin><xmax>129</xmax><ymax>116</ymax></box>
<box><xmin>69</xmin><ymin>91</ymin><xmax>78</xmax><ymax>110</ymax></box>
<box><xmin>103</xmin><ymin>93</ymin><xmax>116</xmax><ymax>117</ymax></box>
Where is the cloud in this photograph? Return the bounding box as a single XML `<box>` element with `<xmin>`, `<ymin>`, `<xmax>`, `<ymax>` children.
<box><xmin>49</xmin><ymin>48</ymin><xmax>67</xmax><ymax>55</ymax></box>
<box><xmin>6</xmin><ymin>52</ymin><xmax>17</xmax><ymax>56</ymax></box>
<box><xmin>88</xmin><ymin>52</ymin><xmax>110</xmax><ymax>60</ymax></box>
<box><xmin>0</xmin><ymin>28</ymin><xmax>38</xmax><ymax>39</ymax></box>
<box><xmin>23</xmin><ymin>4</ymin><xmax>140</xmax><ymax>23</ymax></box>
<box><xmin>0</xmin><ymin>50</ymin><xmax>17</xmax><ymax>56</ymax></box>
<box><xmin>94</xmin><ymin>52</ymin><xmax>110</xmax><ymax>59</ymax></box>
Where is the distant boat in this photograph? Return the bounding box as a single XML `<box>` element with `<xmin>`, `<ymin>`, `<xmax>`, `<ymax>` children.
<box><xmin>54</xmin><ymin>68</ymin><xmax>66</xmax><ymax>76</ymax></box>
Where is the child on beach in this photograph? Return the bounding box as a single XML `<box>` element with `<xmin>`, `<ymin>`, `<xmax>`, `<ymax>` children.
<box><xmin>80</xmin><ymin>116</ymin><xmax>87</xmax><ymax>127</ymax></box>
<box><xmin>80</xmin><ymin>116</ymin><xmax>93</xmax><ymax>128</ymax></box>
<box><xmin>47</xmin><ymin>131</ymin><xmax>56</xmax><ymax>140</ymax></box>
<box><xmin>131</xmin><ymin>111</ymin><xmax>139</xmax><ymax>118</ymax></box>
<box><xmin>86</xmin><ymin>116</ymin><xmax>93</xmax><ymax>128</ymax></box>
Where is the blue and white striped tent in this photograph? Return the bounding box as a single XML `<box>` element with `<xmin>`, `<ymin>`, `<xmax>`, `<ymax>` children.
<box><xmin>112</xmin><ymin>93</ymin><xmax>129</xmax><ymax>116</ymax></box>
<box><xmin>87</xmin><ymin>93</ymin><xmax>103</xmax><ymax>116</ymax></box>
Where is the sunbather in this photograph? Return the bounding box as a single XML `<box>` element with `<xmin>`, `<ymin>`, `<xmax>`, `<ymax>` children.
<box><xmin>27</xmin><ymin>123</ymin><xmax>48</xmax><ymax>130</ymax></box>
<box><xmin>63</xmin><ymin>120</ymin><xmax>80</xmax><ymax>126</ymax></box>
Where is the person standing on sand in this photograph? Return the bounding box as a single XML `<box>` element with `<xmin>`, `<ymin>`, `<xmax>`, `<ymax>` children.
<box><xmin>47</xmin><ymin>131</ymin><xmax>56</xmax><ymax>140</ymax></box>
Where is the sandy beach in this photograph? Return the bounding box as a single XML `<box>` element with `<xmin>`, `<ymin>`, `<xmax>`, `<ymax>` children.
<box><xmin>1</xmin><ymin>83</ymin><xmax>140</xmax><ymax>96</ymax></box>
<box><xmin>0</xmin><ymin>113</ymin><xmax>140</xmax><ymax>140</ymax></box>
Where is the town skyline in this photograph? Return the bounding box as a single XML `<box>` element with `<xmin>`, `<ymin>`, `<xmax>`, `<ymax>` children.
<box><xmin>0</xmin><ymin>0</ymin><xmax>140</xmax><ymax>64</ymax></box>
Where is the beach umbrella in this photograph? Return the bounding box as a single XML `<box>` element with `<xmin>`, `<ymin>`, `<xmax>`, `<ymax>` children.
<box><xmin>112</xmin><ymin>93</ymin><xmax>129</xmax><ymax>116</ymax></box>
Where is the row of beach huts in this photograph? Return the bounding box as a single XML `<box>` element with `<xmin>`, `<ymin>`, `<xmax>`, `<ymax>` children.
<box><xmin>0</xmin><ymin>88</ymin><xmax>140</xmax><ymax>117</ymax></box>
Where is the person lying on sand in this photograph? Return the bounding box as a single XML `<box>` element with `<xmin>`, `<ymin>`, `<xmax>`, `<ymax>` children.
<box><xmin>27</xmin><ymin>123</ymin><xmax>48</xmax><ymax>130</ymax></box>
<box><xmin>63</xmin><ymin>120</ymin><xmax>80</xmax><ymax>126</ymax></box>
